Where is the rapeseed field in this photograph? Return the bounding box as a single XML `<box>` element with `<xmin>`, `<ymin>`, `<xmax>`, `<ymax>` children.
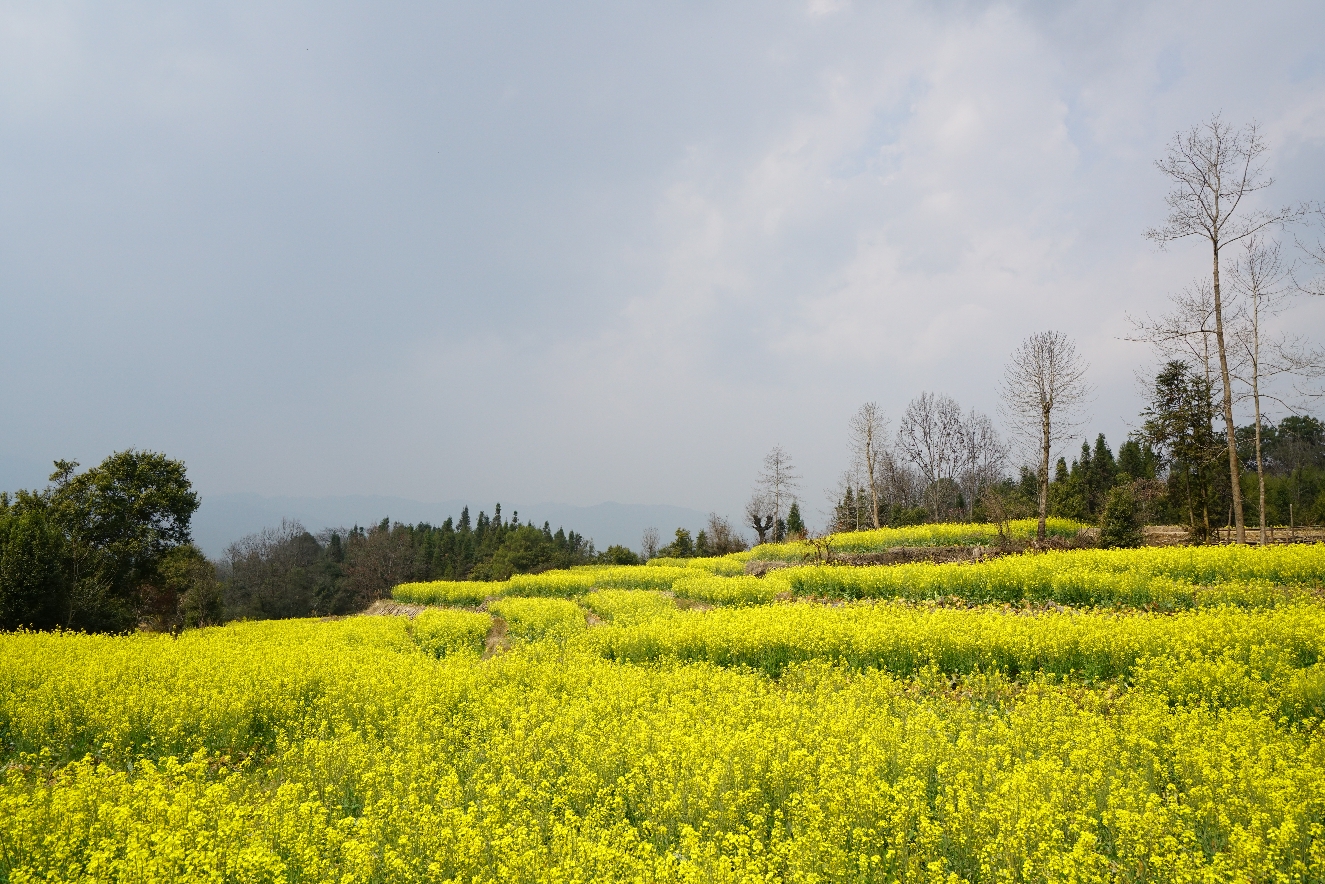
<box><xmin>4</xmin><ymin>540</ymin><xmax>1325</xmax><ymax>881</ymax></box>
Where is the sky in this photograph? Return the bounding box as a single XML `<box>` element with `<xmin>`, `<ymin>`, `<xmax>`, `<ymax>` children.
<box><xmin>4</xmin><ymin>0</ymin><xmax>1325</xmax><ymax>535</ymax></box>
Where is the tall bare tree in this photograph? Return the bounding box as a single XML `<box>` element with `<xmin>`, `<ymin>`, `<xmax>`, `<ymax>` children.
<box><xmin>757</xmin><ymin>446</ymin><xmax>802</xmax><ymax>539</ymax></box>
<box><xmin>847</xmin><ymin>402</ymin><xmax>889</xmax><ymax>528</ymax></box>
<box><xmin>1126</xmin><ymin>280</ymin><xmax>1229</xmax><ymax>391</ymax></box>
<box><xmin>896</xmin><ymin>392</ymin><xmax>965</xmax><ymax>519</ymax></box>
<box><xmin>957</xmin><ymin>409</ymin><xmax>1007</xmax><ymax>521</ymax></box>
<box><xmin>1229</xmin><ymin>236</ymin><xmax>1325</xmax><ymax>542</ymax></box>
<box><xmin>1145</xmin><ymin>115</ymin><xmax>1300</xmax><ymax>543</ymax></box>
<box><xmin>999</xmin><ymin>331</ymin><xmax>1091</xmax><ymax>540</ymax></box>
<box><xmin>1294</xmin><ymin>204</ymin><xmax>1325</xmax><ymax>297</ymax></box>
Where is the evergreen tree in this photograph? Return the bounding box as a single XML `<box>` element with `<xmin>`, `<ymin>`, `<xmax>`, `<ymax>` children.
<box><xmin>0</xmin><ymin>505</ymin><xmax>66</xmax><ymax>630</ymax></box>
<box><xmin>657</xmin><ymin>529</ymin><xmax>695</xmax><ymax>558</ymax></box>
<box><xmin>1117</xmin><ymin>438</ymin><xmax>1159</xmax><ymax>481</ymax></box>
<box><xmin>1092</xmin><ymin>434</ymin><xmax>1118</xmax><ymax>489</ymax></box>
<box><xmin>786</xmin><ymin>502</ymin><xmax>806</xmax><ymax>538</ymax></box>
<box><xmin>1099</xmin><ymin>486</ymin><xmax>1144</xmax><ymax>548</ymax></box>
<box><xmin>1142</xmin><ymin>361</ymin><xmax>1223</xmax><ymax>542</ymax></box>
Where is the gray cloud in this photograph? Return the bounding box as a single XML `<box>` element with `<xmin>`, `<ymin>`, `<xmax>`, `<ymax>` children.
<box><xmin>3</xmin><ymin>0</ymin><xmax>1324</xmax><ymax>533</ymax></box>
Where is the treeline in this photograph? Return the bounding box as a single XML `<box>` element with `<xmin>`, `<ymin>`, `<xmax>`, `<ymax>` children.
<box><xmin>827</xmin><ymin>373</ymin><xmax>1325</xmax><ymax>543</ymax></box>
<box><xmin>0</xmin><ymin>453</ymin><xmax>614</xmax><ymax>632</ymax></box>
<box><xmin>221</xmin><ymin>504</ymin><xmax>616</xmax><ymax>621</ymax></box>
<box><xmin>645</xmin><ymin>513</ymin><xmax>749</xmax><ymax>559</ymax></box>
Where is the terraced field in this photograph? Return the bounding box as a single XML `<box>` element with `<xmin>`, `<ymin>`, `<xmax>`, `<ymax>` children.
<box><xmin>3</xmin><ymin>527</ymin><xmax>1325</xmax><ymax>882</ymax></box>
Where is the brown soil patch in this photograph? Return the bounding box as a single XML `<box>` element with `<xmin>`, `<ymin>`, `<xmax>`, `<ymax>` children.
<box><xmin>484</xmin><ymin>616</ymin><xmax>510</xmax><ymax>659</ymax></box>
<box><xmin>361</xmin><ymin>599</ymin><xmax>429</xmax><ymax>618</ymax></box>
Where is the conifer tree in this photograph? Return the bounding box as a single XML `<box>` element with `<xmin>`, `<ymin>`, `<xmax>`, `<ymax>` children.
<box><xmin>786</xmin><ymin>502</ymin><xmax>806</xmax><ymax>539</ymax></box>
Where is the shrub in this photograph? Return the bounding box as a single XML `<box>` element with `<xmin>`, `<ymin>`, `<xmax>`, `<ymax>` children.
<box><xmin>1099</xmin><ymin>486</ymin><xmax>1144</xmax><ymax>549</ymax></box>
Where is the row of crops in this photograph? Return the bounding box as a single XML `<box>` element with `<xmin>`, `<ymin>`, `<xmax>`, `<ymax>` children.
<box><xmin>395</xmin><ymin>542</ymin><xmax>1325</xmax><ymax>610</ymax></box>
<box><xmin>2</xmin><ymin>535</ymin><xmax>1325</xmax><ymax>880</ymax></box>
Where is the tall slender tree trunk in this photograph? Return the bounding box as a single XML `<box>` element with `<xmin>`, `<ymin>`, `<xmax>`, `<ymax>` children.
<box><xmin>1037</xmin><ymin>406</ymin><xmax>1051</xmax><ymax>540</ymax></box>
<box><xmin>866</xmin><ymin>447</ymin><xmax>880</xmax><ymax>530</ymax></box>
<box><xmin>1252</xmin><ymin>296</ymin><xmax>1267</xmax><ymax>544</ymax></box>
<box><xmin>1211</xmin><ymin>239</ymin><xmax>1246</xmax><ymax>543</ymax></box>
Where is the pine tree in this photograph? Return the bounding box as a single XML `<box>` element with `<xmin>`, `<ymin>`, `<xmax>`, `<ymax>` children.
<box><xmin>786</xmin><ymin>502</ymin><xmax>806</xmax><ymax>539</ymax></box>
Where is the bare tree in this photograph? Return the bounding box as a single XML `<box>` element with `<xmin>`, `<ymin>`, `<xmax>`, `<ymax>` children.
<box><xmin>744</xmin><ymin>494</ymin><xmax>774</xmax><ymax>545</ymax></box>
<box><xmin>847</xmin><ymin>402</ymin><xmax>889</xmax><ymax>528</ymax></box>
<box><xmin>1228</xmin><ymin>236</ymin><xmax>1325</xmax><ymax>542</ymax></box>
<box><xmin>877</xmin><ymin>446</ymin><xmax>921</xmax><ymax>513</ymax></box>
<box><xmin>1000</xmin><ymin>331</ymin><xmax>1091</xmax><ymax>540</ymax></box>
<box><xmin>640</xmin><ymin>527</ymin><xmax>660</xmax><ymax>561</ymax></box>
<box><xmin>1294</xmin><ymin>203</ymin><xmax>1325</xmax><ymax>297</ymax></box>
<box><xmin>1145</xmin><ymin>115</ymin><xmax>1301</xmax><ymax>543</ymax></box>
<box><xmin>957</xmin><ymin>409</ymin><xmax>1007</xmax><ymax>521</ymax></box>
<box><xmin>826</xmin><ymin>466</ymin><xmax>869</xmax><ymax>533</ymax></box>
<box><xmin>896</xmin><ymin>392</ymin><xmax>965</xmax><ymax>519</ymax></box>
<box><xmin>757</xmin><ymin>446</ymin><xmax>802</xmax><ymax>538</ymax></box>
<box><xmin>1126</xmin><ymin>280</ymin><xmax>1231</xmax><ymax>390</ymax></box>
<box><xmin>703</xmin><ymin>513</ymin><xmax>748</xmax><ymax>554</ymax></box>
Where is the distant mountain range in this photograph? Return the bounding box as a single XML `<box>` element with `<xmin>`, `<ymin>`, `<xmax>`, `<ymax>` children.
<box><xmin>191</xmin><ymin>493</ymin><xmax>715</xmax><ymax>558</ymax></box>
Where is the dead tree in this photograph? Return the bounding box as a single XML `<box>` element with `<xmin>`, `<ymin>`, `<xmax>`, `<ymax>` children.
<box><xmin>847</xmin><ymin>402</ymin><xmax>889</xmax><ymax>528</ymax></box>
<box><xmin>957</xmin><ymin>409</ymin><xmax>1007</xmax><ymax>521</ymax></box>
<box><xmin>757</xmin><ymin>446</ymin><xmax>802</xmax><ymax>539</ymax></box>
<box><xmin>1229</xmin><ymin>236</ymin><xmax>1325</xmax><ymax>543</ymax></box>
<box><xmin>1294</xmin><ymin>203</ymin><xmax>1325</xmax><ymax>297</ymax></box>
<box><xmin>640</xmin><ymin>527</ymin><xmax>660</xmax><ymax>561</ymax></box>
<box><xmin>1126</xmin><ymin>280</ymin><xmax>1229</xmax><ymax>390</ymax></box>
<box><xmin>999</xmin><ymin>332</ymin><xmax>1091</xmax><ymax>540</ymax></box>
<box><xmin>1145</xmin><ymin>115</ymin><xmax>1301</xmax><ymax>543</ymax></box>
<box><xmin>896</xmin><ymin>392</ymin><xmax>965</xmax><ymax>520</ymax></box>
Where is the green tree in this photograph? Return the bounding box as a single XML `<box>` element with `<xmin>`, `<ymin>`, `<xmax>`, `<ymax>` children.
<box><xmin>0</xmin><ymin>503</ymin><xmax>66</xmax><ymax>630</ymax></box>
<box><xmin>597</xmin><ymin>545</ymin><xmax>640</xmax><ymax>565</ymax></box>
<box><xmin>1089</xmin><ymin>435</ymin><xmax>1118</xmax><ymax>510</ymax></box>
<box><xmin>30</xmin><ymin>451</ymin><xmax>199</xmax><ymax>631</ymax></box>
<box><xmin>1141</xmin><ymin>362</ymin><xmax>1222</xmax><ymax>542</ymax></box>
<box><xmin>157</xmin><ymin>544</ymin><xmax>223</xmax><ymax>630</ymax></box>
<box><xmin>1099</xmin><ymin>486</ymin><xmax>1144</xmax><ymax>548</ymax></box>
<box><xmin>658</xmin><ymin>529</ymin><xmax>695</xmax><ymax>558</ymax></box>
<box><xmin>1117</xmin><ymin>438</ymin><xmax>1159</xmax><ymax>481</ymax></box>
<box><xmin>785</xmin><ymin>502</ymin><xmax>806</xmax><ymax>538</ymax></box>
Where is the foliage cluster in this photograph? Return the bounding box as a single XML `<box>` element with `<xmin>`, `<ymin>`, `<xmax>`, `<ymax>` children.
<box><xmin>0</xmin><ymin>451</ymin><xmax>201</xmax><ymax>633</ymax></box>
<box><xmin>219</xmin><ymin>505</ymin><xmax>598</xmax><ymax>621</ymax></box>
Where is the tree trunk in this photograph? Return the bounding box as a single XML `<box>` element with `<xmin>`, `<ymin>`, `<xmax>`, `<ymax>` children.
<box><xmin>866</xmin><ymin>445</ymin><xmax>880</xmax><ymax>530</ymax></box>
<box><xmin>1253</xmin><ymin>324</ymin><xmax>1267</xmax><ymax>545</ymax></box>
<box><xmin>1211</xmin><ymin>239</ymin><xmax>1246</xmax><ymax>543</ymax></box>
<box><xmin>1037</xmin><ymin>405</ymin><xmax>1051</xmax><ymax>540</ymax></box>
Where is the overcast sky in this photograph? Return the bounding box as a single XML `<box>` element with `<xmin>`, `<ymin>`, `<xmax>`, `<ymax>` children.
<box><xmin>4</xmin><ymin>0</ymin><xmax>1325</xmax><ymax>530</ymax></box>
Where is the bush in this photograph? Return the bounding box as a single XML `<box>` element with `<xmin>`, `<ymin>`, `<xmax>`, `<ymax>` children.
<box><xmin>1100</xmin><ymin>486</ymin><xmax>1144</xmax><ymax>549</ymax></box>
<box><xmin>598</xmin><ymin>545</ymin><xmax>641</xmax><ymax>565</ymax></box>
